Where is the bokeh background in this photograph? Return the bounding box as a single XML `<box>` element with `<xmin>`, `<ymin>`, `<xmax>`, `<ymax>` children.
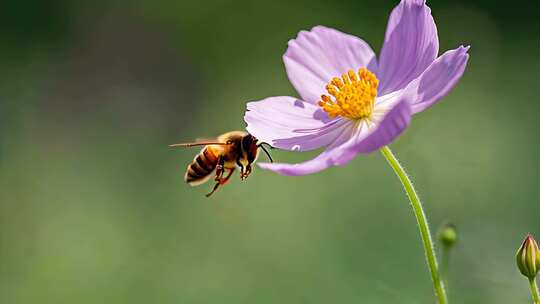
<box><xmin>1</xmin><ymin>0</ymin><xmax>539</xmax><ymax>303</ymax></box>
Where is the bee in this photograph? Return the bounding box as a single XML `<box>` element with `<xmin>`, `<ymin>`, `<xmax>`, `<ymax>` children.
<box><xmin>169</xmin><ymin>131</ymin><xmax>273</xmax><ymax>197</ymax></box>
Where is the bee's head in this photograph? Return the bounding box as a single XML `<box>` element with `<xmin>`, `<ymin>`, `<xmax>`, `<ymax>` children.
<box><xmin>236</xmin><ymin>134</ymin><xmax>274</xmax><ymax>180</ymax></box>
<box><xmin>237</xmin><ymin>134</ymin><xmax>259</xmax><ymax>180</ymax></box>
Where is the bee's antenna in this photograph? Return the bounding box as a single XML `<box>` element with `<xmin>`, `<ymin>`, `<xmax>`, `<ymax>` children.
<box><xmin>257</xmin><ymin>143</ymin><xmax>274</xmax><ymax>163</ymax></box>
<box><xmin>262</xmin><ymin>142</ymin><xmax>275</xmax><ymax>150</ymax></box>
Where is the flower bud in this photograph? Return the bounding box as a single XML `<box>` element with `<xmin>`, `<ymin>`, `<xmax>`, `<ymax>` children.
<box><xmin>516</xmin><ymin>234</ymin><xmax>540</xmax><ymax>279</ymax></box>
<box><xmin>438</xmin><ymin>223</ymin><xmax>457</xmax><ymax>248</ymax></box>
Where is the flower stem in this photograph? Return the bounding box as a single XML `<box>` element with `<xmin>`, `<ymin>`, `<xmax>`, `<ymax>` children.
<box><xmin>380</xmin><ymin>146</ymin><xmax>447</xmax><ymax>304</ymax></box>
<box><xmin>529</xmin><ymin>277</ymin><xmax>540</xmax><ymax>304</ymax></box>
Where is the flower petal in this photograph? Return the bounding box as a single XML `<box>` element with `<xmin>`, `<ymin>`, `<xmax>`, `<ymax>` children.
<box><xmin>346</xmin><ymin>92</ymin><xmax>412</xmax><ymax>153</ymax></box>
<box><xmin>244</xmin><ymin>96</ymin><xmax>349</xmax><ymax>151</ymax></box>
<box><xmin>406</xmin><ymin>46</ymin><xmax>470</xmax><ymax>114</ymax></box>
<box><xmin>257</xmin><ymin>122</ymin><xmax>359</xmax><ymax>176</ymax></box>
<box><xmin>257</xmin><ymin>94</ymin><xmax>412</xmax><ymax>176</ymax></box>
<box><xmin>378</xmin><ymin>0</ymin><xmax>439</xmax><ymax>95</ymax></box>
<box><xmin>283</xmin><ymin>26</ymin><xmax>377</xmax><ymax>104</ymax></box>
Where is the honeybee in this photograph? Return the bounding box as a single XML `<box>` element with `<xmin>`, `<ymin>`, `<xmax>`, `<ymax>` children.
<box><xmin>169</xmin><ymin>131</ymin><xmax>273</xmax><ymax>197</ymax></box>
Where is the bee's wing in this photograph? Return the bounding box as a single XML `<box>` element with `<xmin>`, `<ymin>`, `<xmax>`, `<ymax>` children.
<box><xmin>169</xmin><ymin>139</ymin><xmax>230</xmax><ymax>148</ymax></box>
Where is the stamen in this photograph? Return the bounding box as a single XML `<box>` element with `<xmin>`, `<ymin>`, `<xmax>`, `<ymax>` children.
<box><xmin>318</xmin><ymin>68</ymin><xmax>379</xmax><ymax>120</ymax></box>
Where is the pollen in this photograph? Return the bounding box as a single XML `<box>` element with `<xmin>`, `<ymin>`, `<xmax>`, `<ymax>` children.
<box><xmin>318</xmin><ymin>68</ymin><xmax>379</xmax><ymax>120</ymax></box>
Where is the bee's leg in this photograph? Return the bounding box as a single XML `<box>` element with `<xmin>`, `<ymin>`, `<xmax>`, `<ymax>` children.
<box><xmin>206</xmin><ymin>168</ymin><xmax>235</xmax><ymax>197</ymax></box>
<box><xmin>206</xmin><ymin>182</ymin><xmax>221</xmax><ymax>197</ymax></box>
<box><xmin>220</xmin><ymin>167</ymin><xmax>235</xmax><ymax>185</ymax></box>
<box><xmin>205</xmin><ymin>168</ymin><xmax>235</xmax><ymax>197</ymax></box>
<box><xmin>245</xmin><ymin>164</ymin><xmax>252</xmax><ymax>179</ymax></box>
<box><xmin>214</xmin><ymin>156</ymin><xmax>225</xmax><ymax>182</ymax></box>
<box><xmin>240</xmin><ymin>164</ymin><xmax>252</xmax><ymax>180</ymax></box>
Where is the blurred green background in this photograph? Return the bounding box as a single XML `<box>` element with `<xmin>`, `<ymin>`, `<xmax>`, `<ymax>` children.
<box><xmin>1</xmin><ymin>0</ymin><xmax>539</xmax><ymax>303</ymax></box>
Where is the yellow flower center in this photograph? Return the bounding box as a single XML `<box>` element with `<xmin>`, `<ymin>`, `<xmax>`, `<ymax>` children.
<box><xmin>318</xmin><ymin>68</ymin><xmax>379</xmax><ymax>120</ymax></box>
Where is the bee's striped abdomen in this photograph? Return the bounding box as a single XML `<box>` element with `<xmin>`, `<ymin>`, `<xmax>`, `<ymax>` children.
<box><xmin>185</xmin><ymin>147</ymin><xmax>219</xmax><ymax>186</ymax></box>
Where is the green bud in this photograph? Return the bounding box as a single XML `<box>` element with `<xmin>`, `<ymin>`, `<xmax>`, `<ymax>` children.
<box><xmin>438</xmin><ymin>223</ymin><xmax>457</xmax><ymax>248</ymax></box>
<box><xmin>538</xmin><ymin>249</ymin><xmax>540</xmax><ymax>269</ymax></box>
<box><xmin>516</xmin><ymin>234</ymin><xmax>540</xmax><ymax>279</ymax></box>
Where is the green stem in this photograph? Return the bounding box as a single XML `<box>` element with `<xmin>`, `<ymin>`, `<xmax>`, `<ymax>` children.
<box><xmin>380</xmin><ymin>146</ymin><xmax>447</xmax><ymax>304</ymax></box>
<box><xmin>529</xmin><ymin>277</ymin><xmax>540</xmax><ymax>304</ymax></box>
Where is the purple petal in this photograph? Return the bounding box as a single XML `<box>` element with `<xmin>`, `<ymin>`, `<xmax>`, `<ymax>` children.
<box><xmin>244</xmin><ymin>96</ymin><xmax>350</xmax><ymax>151</ymax></box>
<box><xmin>257</xmin><ymin>94</ymin><xmax>412</xmax><ymax>176</ymax></box>
<box><xmin>346</xmin><ymin>93</ymin><xmax>412</xmax><ymax>153</ymax></box>
<box><xmin>283</xmin><ymin>26</ymin><xmax>377</xmax><ymax>104</ymax></box>
<box><xmin>406</xmin><ymin>46</ymin><xmax>470</xmax><ymax>114</ymax></box>
<box><xmin>257</xmin><ymin>123</ymin><xmax>358</xmax><ymax>176</ymax></box>
<box><xmin>378</xmin><ymin>0</ymin><xmax>439</xmax><ymax>95</ymax></box>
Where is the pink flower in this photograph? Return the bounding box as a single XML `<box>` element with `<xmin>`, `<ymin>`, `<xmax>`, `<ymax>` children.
<box><xmin>244</xmin><ymin>0</ymin><xmax>469</xmax><ymax>176</ymax></box>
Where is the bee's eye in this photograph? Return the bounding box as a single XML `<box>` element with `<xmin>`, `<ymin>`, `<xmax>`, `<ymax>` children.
<box><xmin>241</xmin><ymin>136</ymin><xmax>252</xmax><ymax>152</ymax></box>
